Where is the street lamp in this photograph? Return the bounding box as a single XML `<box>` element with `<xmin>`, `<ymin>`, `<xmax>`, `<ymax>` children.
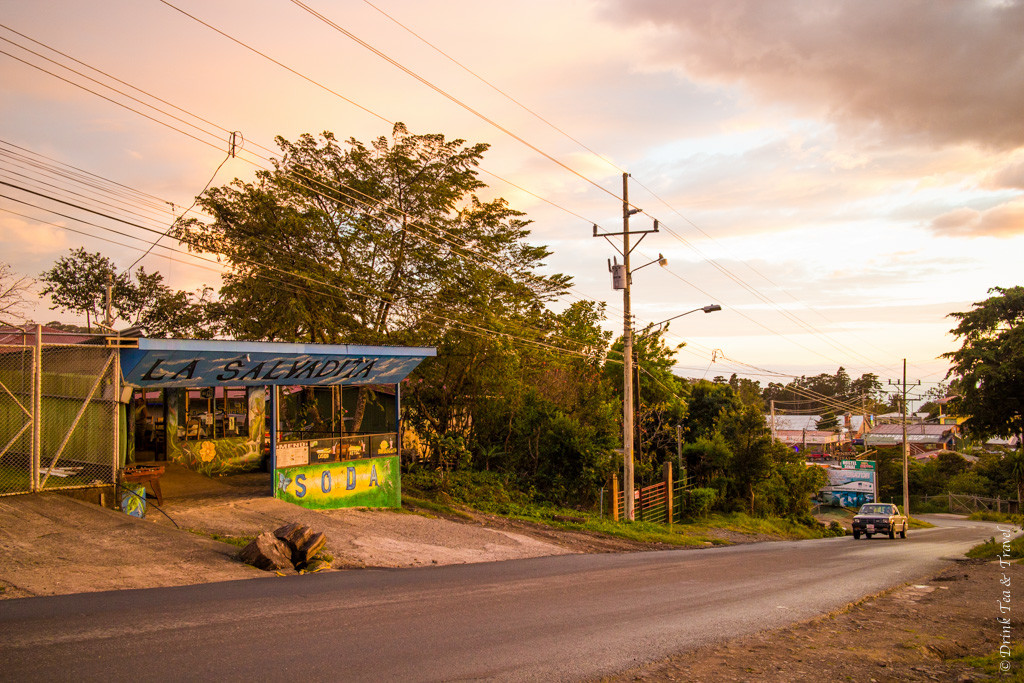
<box><xmin>633</xmin><ymin>303</ymin><xmax>721</xmax><ymax>498</ymax></box>
<box><xmin>639</xmin><ymin>304</ymin><xmax>722</xmax><ymax>338</ymax></box>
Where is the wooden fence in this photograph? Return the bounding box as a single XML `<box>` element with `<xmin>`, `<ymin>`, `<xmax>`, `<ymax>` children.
<box><xmin>915</xmin><ymin>492</ymin><xmax>1018</xmax><ymax>515</ymax></box>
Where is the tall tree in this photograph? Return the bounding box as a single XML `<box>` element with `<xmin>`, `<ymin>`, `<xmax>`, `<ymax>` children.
<box><xmin>40</xmin><ymin>248</ymin><xmax>211</xmax><ymax>336</ymax></box>
<box><xmin>177</xmin><ymin>123</ymin><xmax>568</xmax><ymax>344</ymax></box>
<box><xmin>943</xmin><ymin>286</ymin><xmax>1024</xmax><ymax>442</ymax></box>
<box><xmin>39</xmin><ymin>248</ymin><xmax>115</xmax><ymax>331</ymax></box>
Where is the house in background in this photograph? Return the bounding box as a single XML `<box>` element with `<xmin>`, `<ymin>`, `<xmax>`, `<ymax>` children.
<box><xmin>767</xmin><ymin>412</ymin><xmax>871</xmax><ymax>455</ymax></box>
<box><xmin>774</xmin><ymin>429</ymin><xmax>841</xmax><ymax>458</ymax></box>
<box><xmin>864</xmin><ymin>423</ymin><xmax>960</xmax><ymax>455</ymax></box>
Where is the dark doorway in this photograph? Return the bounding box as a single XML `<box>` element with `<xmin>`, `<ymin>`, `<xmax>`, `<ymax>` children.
<box><xmin>133</xmin><ymin>389</ymin><xmax>166</xmax><ymax>461</ymax></box>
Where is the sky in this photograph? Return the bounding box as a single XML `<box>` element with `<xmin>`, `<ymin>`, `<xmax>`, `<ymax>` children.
<box><xmin>1</xmin><ymin>0</ymin><xmax>1022</xmax><ymax>395</ymax></box>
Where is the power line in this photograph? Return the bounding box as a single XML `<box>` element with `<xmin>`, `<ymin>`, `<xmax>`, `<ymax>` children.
<box><xmin>1</xmin><ymin>182</ymin><xmax>616</xmax><ymax>365</ymax></box>
<box><xmin>0</xmin><ymin>26</ymin><xmax>619</xmax><ymax>321</ymax></box>
<box><xmin>284</xmin><ymin>0</ymin><xmax>622</xmax><ymax>204</ymax></box>
<box><xmin>359</xmin><ymin>0</ymin><xmax>626</xmax><ymax>176</ymax></box>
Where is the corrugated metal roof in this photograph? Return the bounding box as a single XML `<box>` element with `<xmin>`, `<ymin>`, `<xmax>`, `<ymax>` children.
<box><xmin>775</xmin><ymin>429</ymin><xmax>840</xmax><ymax>444</ymax></box>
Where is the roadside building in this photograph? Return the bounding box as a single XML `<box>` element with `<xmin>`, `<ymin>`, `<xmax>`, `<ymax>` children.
<box><xmin>864</xmin><ymin>423</ymin><xmax>960</xmax><ymax>455</ymax></box>
<box><xmin>0</xmin><ymin>331</ymin><xmax>434</xmax><ymax>511</ymax></box>
<box><xmin>774</xmin><ymin>429</ymin><xmax>842</xmax><ymax>459</ymax></box>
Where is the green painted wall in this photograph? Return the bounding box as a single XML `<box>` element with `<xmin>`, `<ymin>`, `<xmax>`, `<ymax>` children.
<box><xmin>275</xmin><ymin>455</ymin><xmax>399</xmax><ymax>509</ymax></box>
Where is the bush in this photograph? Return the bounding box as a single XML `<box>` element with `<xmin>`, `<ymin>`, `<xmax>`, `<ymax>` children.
<box><xmin>968</xmin><ymin>511</ymin><xmax>1024</xmax><ymax>525</ymax></box>
<box><xmin>680</xmin><ymin>487</ymin><xmax>717</xmax><ymax>519</ymax></box>
<box><xmin>402</xmin><ymin>468</ymin><xmax>533</xmax><ymax>512</ymax></box>
<box><xmin>827</xmin><ymin>521</ymin><xmax>847</xmax><ymax>537</ymax></box>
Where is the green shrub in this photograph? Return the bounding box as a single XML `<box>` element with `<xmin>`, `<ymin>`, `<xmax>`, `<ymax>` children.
<box><xmin>968</xmin><ymin>511</ymin><xmax>1024</xmax><ymax>525</ymax></box>
<box><xmin>830</xmin><ymin>520</ymin><xmax>847</xmax><ymax>536</ymax></box>
<box><xmin>680</xmin><ymin>487</ymin><xmax>717</xmax><ymax>519</ymax></box>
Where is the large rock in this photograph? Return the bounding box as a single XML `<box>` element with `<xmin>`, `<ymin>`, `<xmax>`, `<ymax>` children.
<box><xmin>274</xmin><ymin>522</ymin><xmax>315</xmax><ymax>551</ymax></box>
<box><xmin>238</xmin><ymin>532</ymin><xmax>294</xmax><ymax>571</ymax></box>
<box><xmin>293</xmin><ymin>531</ymin><xmax>328</xmax><ymax>568</ymax></box>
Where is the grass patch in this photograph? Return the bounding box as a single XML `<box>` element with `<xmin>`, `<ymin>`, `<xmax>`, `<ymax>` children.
<box><xmin>689</xmin><ymin>512</ymin><xmax>844</xmax><ymax>539</ymax></box>
<box><xmin>967</xmin><ymin>534</ymin><xmax>1024</xmax><ymax>560</ymax></box>
<box><xmin>401</xmin><ymin>494</ymin><xmax>473</xmax><ymax>521</ymax></box>
<box><xmin>400</xmin><ymin>469</ymin><xmax>841</xmax><ymax>547</ymax></box>
<box><xmin>908</xmin><ymin>517</ymin><xmax>936</xmax><ymax>529</ymax></box>
<box><xmin>955</xmin><ymin>642</ymin><xmax>1024</xmax><ymax>679</ymax></box>
<box><xmin>969</xmin><ymin>511</ymin><xmax>1024</xmax><ymax>525</ymax></box>
<box><xmin>186</xmin><ymin>528</ymin><xmax>255</xmax><ymax>548</ymax></box>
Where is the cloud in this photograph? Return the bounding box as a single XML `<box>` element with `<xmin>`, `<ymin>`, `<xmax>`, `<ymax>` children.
<box><xmin>930</xmin><ymin>197</ymin><xmax>1024</xmax><ymax>237</ymax></box>
<box><xmin>987</xmin><ymin>157</ymin><xmax>1024</xmax><ymax>189</ymax></box>
<box><xmin>601</xmin><ymin>0</ymin><xmax>1024</xmax><ymax>151</ymax></box>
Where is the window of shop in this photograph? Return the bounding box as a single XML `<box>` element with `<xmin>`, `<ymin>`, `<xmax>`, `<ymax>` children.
<box><xmin>278</xmin><ymin>385</ymin><xmax>395</xmax><ymax>442</ymax></box>
<box><xmin>173</xmin><ymin>386</ymin><xmax>249</xmax><ymax>441</ymax></box>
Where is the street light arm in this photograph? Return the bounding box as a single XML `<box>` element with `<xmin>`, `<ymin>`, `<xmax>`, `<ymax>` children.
<box><xmin>638</xmin><ymin>304</ymin><xmax>722</xmax><ymax>339</ymax></box>
<box><xmin>631</xmin><ymin>253</ymin><xmax>668</xmax><ymax>274</ymax></box>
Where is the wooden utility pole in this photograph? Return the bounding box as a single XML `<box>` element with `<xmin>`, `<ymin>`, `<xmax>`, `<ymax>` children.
<box><xmin>889</xmin><ymin>359</ymin><xmax>920</xmax><ymax>517</ymax></box>
<box><xmin>902</xmin><ymin>359</ymin><xmax>909</xmax><ymax>518</ymax></box>
<box><xmin>592</xmin><ymin>173</ymin><xmax>659</xmax><ymax>522</ymax></box>
<box><xmin>621</xmin><ymin>173</ymin><xmax>635</xmax><ymax>522</ymax></box>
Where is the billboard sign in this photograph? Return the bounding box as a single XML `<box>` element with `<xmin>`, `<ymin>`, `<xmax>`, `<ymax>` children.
<box><xmin>821</xmin><ymin>467</ymin><xmax>876</xmax><ymax>507</ymax></box>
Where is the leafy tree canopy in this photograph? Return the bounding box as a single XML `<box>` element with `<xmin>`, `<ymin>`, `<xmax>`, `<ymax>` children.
<box><xmin>943</xmin><ymin>286</ymin><xmax>1024</xmax><ymax>441</ymax></box>
<box><xmin>177</xmin><ymin>123</ymin><xmax>568</xmax><ymax>345</ymax></box>
<box><xmin>39</xmin><ymin>248</ymin><xmax>211</xmax><ymax>336</ymax></box>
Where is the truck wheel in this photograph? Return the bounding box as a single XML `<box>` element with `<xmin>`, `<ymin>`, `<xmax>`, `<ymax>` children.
<box><xmin>865</xmin><ymin>533</ymin><xmax>872</xmax><ymax>538</ymax></box>
<box><xmin>853</xmin><ymin>531</ymin><xmax>860</xmax><ymax>540</ymax></box>
<box><xmin>889</xmin><ymin>527</ymin><xmax>896</xmax><ymax>539</ymax></box>
<box><xmin>900</xmin><ymin>524</ymin><xmax>907</xmax><ymax>539</ymax></box>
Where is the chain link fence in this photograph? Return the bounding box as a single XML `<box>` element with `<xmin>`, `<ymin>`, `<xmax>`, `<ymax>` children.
<box><xmin>0</xmin><ymin>345</ymin><xmax>34</xmax><ymax>495</ymax></box>
<box><xmin>0</xmin><ymin>341</ymin><xmax>120</xmax><ymax>496</ymax></box>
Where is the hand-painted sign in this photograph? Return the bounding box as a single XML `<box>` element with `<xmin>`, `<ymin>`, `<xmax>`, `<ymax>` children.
<box><xmin>275</xmin><ymin>433</ymin><xmax>396</xmax><ymax>466</ymax></box>
<box><xmin>275</xmin><ymin>456</ymin><xmax>399</xmax><ymax>509</ymax></box>
<box><xmin>120</xmin><ymin>339</ymin><xmax>435</xmax><ymax>388</ymax></box>
<box><xmin>839</xmin><ymin>460</ymin><xmax>875</xmax><ymax>470</ymax></box>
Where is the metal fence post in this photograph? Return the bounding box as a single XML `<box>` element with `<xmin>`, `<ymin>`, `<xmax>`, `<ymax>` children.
<box><xmin>32</xmin><ymin>324</ymin><xmax>41</xmax><ymax>492</ymax></box>
<box><xmin>663</xmin><ymin>461</ymin><xmax>673</xmax><ymax>530</ymax></box>
<box><xmin>112</xmin><ymin>348</ymin><xmax>120</xmax><ymax>491</ymax></box>
<box><xmin>611</xmin><ymin>474</ymin><xmax>620</xmax><ymax>522</ymax></box>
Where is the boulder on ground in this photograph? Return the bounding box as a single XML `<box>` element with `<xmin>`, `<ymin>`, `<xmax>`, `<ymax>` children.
<box><xmin>274</xmin><ymin>522</ymin><xmax>315</xmax><ymax>550</ymax></box>
<box><xmin>239</xmin><ymin>532</ymin><xmax>293</xmax><ymax>571</ymax></box>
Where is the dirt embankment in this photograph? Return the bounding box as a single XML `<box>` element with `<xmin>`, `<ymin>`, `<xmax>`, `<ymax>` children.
<box><xmin>0</xmin><ymin>487</ymin><xmax>658</xmax><ymax>600</ymax></box>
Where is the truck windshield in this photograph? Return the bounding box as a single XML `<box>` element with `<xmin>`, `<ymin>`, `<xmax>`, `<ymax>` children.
<box><xmin>860</xmin><ymin>504</ymin><xmax>892</xmax><ymax>515</ymax></box>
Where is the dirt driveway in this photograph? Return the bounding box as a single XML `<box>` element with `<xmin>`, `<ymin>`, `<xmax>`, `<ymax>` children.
<box><xmin>0</xmin><ymin>493</ymin><xmax>263</xmax><ymax>599</ymax></box>
<box><xmin>0</xmin><ymin>470</ymin><xmax>644</xmax><ymax>599</ymax></box>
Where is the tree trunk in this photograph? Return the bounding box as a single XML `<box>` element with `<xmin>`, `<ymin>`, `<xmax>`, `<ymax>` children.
<box><xmin>349</xmin><ymin>387</ymin><xmax>369</xmax><ymax>434</ymax></box>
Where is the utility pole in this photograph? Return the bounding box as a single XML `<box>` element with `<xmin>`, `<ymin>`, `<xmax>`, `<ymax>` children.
<box><xmin>621</xmin><ymin>173</ymin><xmax>634</xmax><ymax>521</ymax></box>
<box><xmin>593</xmin><ymin>173</ymin><xmax>659</xmax><ymax>521</ymax></box>
<box><xmin>888</xmin><ymin>359</ymin><xmax>920</xmax><ymax>517</ymax></box>
<box><xmin>103</xmin><ymin>272</ymin><xmax>114</xmax><ymax>329</ymax></box>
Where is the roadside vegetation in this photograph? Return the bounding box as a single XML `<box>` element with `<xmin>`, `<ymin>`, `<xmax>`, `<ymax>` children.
<box><xmin>29</xmin><ymin>122</ymin><xmax>1024</xmax><ymax>531</ymax></box>
<box><xmin>967</xmin><ymin>534</ymin><xmax>1024</xmax><ymax>561</ymax></box>
<box><xmin>402</xmin><ymin>469</ymin><xmax>845</xmax><ymax>546</ymax></box>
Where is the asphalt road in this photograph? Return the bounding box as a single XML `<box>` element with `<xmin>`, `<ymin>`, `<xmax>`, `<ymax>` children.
<box><xmin>0</xmin><ymin>515</ymin><xmax>999</xmax><ymax>681</ymax></box>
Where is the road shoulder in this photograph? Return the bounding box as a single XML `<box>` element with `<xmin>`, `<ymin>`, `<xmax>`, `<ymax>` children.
<box><xmin>612</xmin><ymin>557</ymin><xmax>1017</xmax><ymax>682</ymax></box>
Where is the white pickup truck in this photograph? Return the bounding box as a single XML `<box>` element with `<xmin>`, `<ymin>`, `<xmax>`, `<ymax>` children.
<box><xmin>852</xmin><ymin>503</ymin><xmax>908</xmax><ymax>540</ymax></box>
